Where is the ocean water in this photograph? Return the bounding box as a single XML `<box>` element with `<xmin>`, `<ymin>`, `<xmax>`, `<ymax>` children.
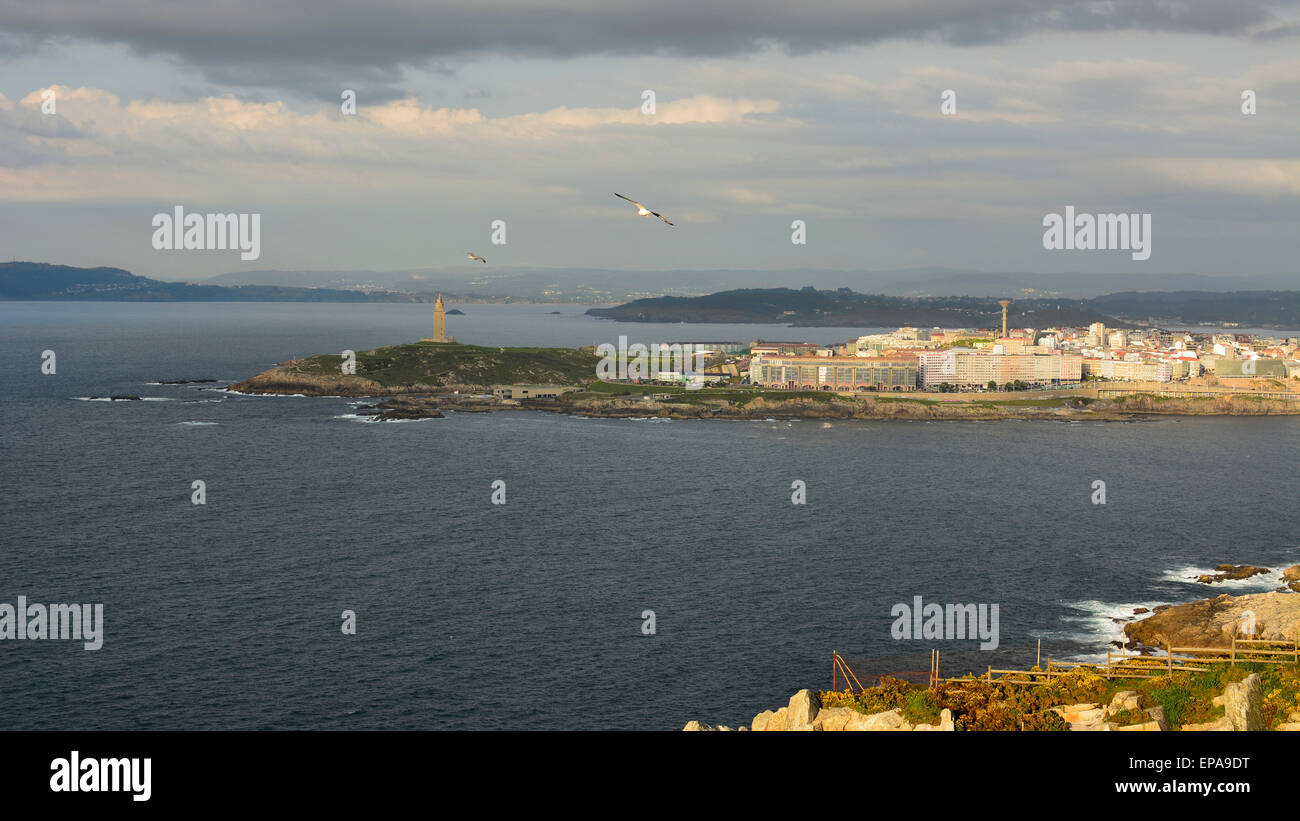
<box><xmin>0</xmin><ymin>302</ymin><xmax>1297</xmax><ymax>730</ymax></box>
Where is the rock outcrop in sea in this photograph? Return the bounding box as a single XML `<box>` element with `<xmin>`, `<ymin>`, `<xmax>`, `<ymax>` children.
<box><xmin>1124</xmin><ymin>590</ymin><xmax>1300</xmax><ymax>649</ymax></box>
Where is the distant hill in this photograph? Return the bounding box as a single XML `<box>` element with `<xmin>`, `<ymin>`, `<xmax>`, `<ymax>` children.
<box><xmin>4</xmin><ymin>263</ymin><xmax>1296</xmax><ymax>328</ymax></box>
<box><xmin>199</xmin><ymin>265</ymin><xmax>1299</xmax><ymax>301</ymax></box>
<box><xmin>1090</xmin><ymin>291</ymin><xmax>1300</xmax><ymax>327</ymax></box>
<box><xmin>586</xmin><ymin>287</ymin><xmax>1300</xmax><ymax>329</ymax></box>
<box><xmin>0</xmin><ymin>262</ymin><xmax>436</xmax><ymax>302</ymax></box>
<box><xmin>586</xmin><ymin>288</ymin><xmax>1129</xmax><ymax>329</ymax></box>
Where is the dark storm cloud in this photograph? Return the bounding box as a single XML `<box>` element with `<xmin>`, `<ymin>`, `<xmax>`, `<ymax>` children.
<box><xmin>1</xmin><ymin>1</ymin><xmax>1294</xmax><ymax>93</ymax></box>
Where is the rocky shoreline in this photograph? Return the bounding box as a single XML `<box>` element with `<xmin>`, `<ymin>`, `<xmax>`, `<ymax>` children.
<box><xmin>1123</xmin><ymin>586</ymin><xmax>1300</xmax><ymax>649</ymax></box>
<box><xmin>225</xmin><ymin>366</ymin><xmax>1300</xmax><ymax>422</ymax></box>
<box><xmin>687</xmin><ymin>578</ymin><xmax>1300</xmax><ymax>732</ymax></box>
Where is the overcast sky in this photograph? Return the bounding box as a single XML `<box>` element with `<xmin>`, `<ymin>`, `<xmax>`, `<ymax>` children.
<box><xmin>1</xmin><ymin>0</ymin><xmax>1297</xmax><ymax>282</ymax></box>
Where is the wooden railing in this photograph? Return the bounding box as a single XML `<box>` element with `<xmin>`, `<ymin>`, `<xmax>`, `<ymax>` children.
<box><xmin>831</xmin><ymin>639</ymin><xmax>1299</xmax><ymax>692</ymax></box>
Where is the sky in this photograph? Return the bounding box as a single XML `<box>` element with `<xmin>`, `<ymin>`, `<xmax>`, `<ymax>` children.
<box><xmin>1</xmin><ymin>0</ymin><xmax>1297</xmax><ymax>282</ymax></box>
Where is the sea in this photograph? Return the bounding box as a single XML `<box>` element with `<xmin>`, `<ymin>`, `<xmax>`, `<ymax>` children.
<box><xmin>1</xmin><ymin>301</ymin><xmax>1297</xmax><ymax>730</ymax></box>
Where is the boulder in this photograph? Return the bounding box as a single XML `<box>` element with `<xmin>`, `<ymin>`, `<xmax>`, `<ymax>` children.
<box><xmin>1147</xmin><ymin>705</ymin><xmax>1170</xmax><ymax>731</ymax></box>
<box><xmin>682</xmin><ymin>721</ymin><xmax>713</xmax><ymax>731</ymax></box>
<box><xmin>912</xmin><ymin>709</ymin><xmax>955</xmax><ymax>731</ymax></box>
<box><xmin>785</xmin><ymin>689</ymin><xmax>821</xmax><ymax>730</ymax></box>
<box><xmin>1116</xmin><ymin>721</ymin><xmax>1163</xmax><ymax>731</ymax></box>
<box><xmin>1051</xmin><ymin>703</ymin><xmax>1103</xmax><ymax>725</ymax></box>
<box><xmin>1281</xmin><ymin>565</ymin><xmax>1300</xmax><ymax>583</ymax></box>
<box><xmin>851</xmin><ymin>709</ymin><xmax>912</xmax><ymax>731</ymax></box>
<box><xmin>1223</xmin><ymin>673</ymin><xmax>1264</xmax><ymax>731</ymax></box>
<box><xmin>811</xmin><ymin>707</ymin><xmax>856</xmax><ymax>732</ymax></box>
<box><xmin>1106</xmin><ymin>691</ymin><xmax>1142</xmax><ymax>716</ymax></box>
<box><xmin>938</xmin><ymin>708</ymin><xmax>955</xmax><ymax>731</ymax></box>
<box><xmin>1182</xmin><ymin>717</ymin><xmax>1233</xmax><ymax>731</ymax></box>
<box><xmin>752</xmin><ymin>708</ymin><xmax>788</xmax><ymax>732</ymax></box>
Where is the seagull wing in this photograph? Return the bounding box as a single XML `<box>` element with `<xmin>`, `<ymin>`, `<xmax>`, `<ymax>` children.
<box><xmin>652</xmin><ymin>211</ymin><xmax>674</xmax><ymax>226</ymax></box>
<box><xmin>614</xmin><ymin>193</ymin><xmax>643</xmax><ymax>209</ymax></box>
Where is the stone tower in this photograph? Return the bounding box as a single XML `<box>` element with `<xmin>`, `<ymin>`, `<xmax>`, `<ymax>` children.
<box><xmin>423</xmin><ymin>294</ymin><xmax>455</xmax><ymax>343</ymax></box>
<box><xmin>998</xmin><ymin>300</ymin><xmax>1012</xmax><ymax>338</ymax></box>
<box><xmin>433</xmin><ymin>294</ymin><xmax>447</xmax><ymax>341</ymax></box>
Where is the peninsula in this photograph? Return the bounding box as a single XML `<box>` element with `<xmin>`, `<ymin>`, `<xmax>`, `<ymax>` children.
<box><xmin>227</xmin><ymin>340</ymin><xmax>1300</xmax><ymax>422</ymax></box>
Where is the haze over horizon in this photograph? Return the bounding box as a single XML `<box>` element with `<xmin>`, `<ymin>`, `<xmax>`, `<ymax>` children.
<box><xmin>2</xmin><ymin>1</ymin><xmax>1298</xmax><ymax>283</ymax></box>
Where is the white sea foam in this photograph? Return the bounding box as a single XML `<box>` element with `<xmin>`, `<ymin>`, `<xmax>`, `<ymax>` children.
<box><xmin>332</xmin><ymin>413</ymin><xmax>435</xmax><ymax>424</ymax></box>
<box><xmin>1036</xmin><ymin>598</ymin><xmax>1169</xmax><ymax>651</ymax></box>
<box><xmin>217</xmin><ymin>388</ymin><xmax>307</xmax><ymax>397</ymax></box>
<box><xmin>177</xmin><ymin>421</ymin><xmax>218</xmax><ymax>426</ymax></box>
<box><xmin>1159</xmin><ymin>563</ymin><xmax>1285</xmax><ymax>592</ymax></box>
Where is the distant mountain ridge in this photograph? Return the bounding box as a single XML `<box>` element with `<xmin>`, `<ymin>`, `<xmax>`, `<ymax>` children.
<box><xmin>1</xmin><ymin>262</ymin><xmax>452</xmax><ymax>303</ymax></box>
<box><xmin>586</xmin><ymin>287</ymin><xmax>1300</xmax><ymax>329</ymax></box>
<box><xmin>198</xmin><ymin>265</ymin><xmax>1298</xmax><ymax>302</ymax></box>
<box><xmin>3</xmin><ymin>263</ymin><xmax>1297</xmax><ymax>327</ymax></box>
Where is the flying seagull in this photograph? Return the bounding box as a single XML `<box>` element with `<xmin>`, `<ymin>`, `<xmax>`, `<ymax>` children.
<box><xmin>614</xmin><ymin>193</ymin><xmax>674</xmax><ymax>226</ymax></box>
<box><xmin>465</xmin><ymin>251</ymin><xmax>486</xmax><ymax>263</ymax></box>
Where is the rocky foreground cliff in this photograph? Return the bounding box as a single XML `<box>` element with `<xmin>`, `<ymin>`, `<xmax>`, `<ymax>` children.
<box><xmin>688</xmin><ymin>584</ymin><xmax>1300</xmax><ymax>732</ymax></box>
<box><xmin>693</xmin><ymin>674</ymin><xmax>1300</xmax><ymax>732</ymax></box>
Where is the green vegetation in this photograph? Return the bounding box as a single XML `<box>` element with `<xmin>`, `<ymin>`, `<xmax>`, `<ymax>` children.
<box><xmin>871</xmin><ymin>395</ymin><xmax>939</xmax><ymax>405</ymax></box>
<box><xmin>970</xmin><ymin>397</ymin><xmax>1094</xmax><ymax>408</ymax></box>
<box><xmin>819</xmin><ymin>662</ymin><xmax>1300</xmax><ymax>731</ymax></box>
<box><xmin>581</xmin><ymin>382</ymin><xmax>856</xmax><ymax>404</ymax></box>
<box><xmin>292</xmin><ymin>342</ymin><xmax>603</xmax><ymax>387</ymax></box>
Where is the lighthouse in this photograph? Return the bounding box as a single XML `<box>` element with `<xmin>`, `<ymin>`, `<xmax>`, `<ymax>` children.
<box><xmin>423</xmin><ymin>294</ymin><xmax>455</xmax><ymax>343</ymax></box>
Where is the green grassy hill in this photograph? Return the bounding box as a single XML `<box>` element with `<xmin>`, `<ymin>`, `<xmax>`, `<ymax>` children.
<box><xmin>293</xmin><ymin>342</ymin><xmax>602</xmax><ymax>387</ymax></box>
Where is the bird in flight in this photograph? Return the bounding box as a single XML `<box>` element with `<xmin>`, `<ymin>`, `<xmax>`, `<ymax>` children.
<box><xmin>614</xmin><ymin>193</ymin><xmax>674</xmax><ymax>226</ymax></box>
<box><xmin>465</xmin><ymin>251</ymin><xmax>486</xmax><ymax>263</ymax></box>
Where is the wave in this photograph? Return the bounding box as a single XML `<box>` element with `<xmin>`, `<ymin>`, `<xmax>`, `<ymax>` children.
<box><xmin>332</xmin><ymin>413</ymin><xmax>436</xmax><ymax>424</ymax></box>
<box><xmin>1158</xmin><ymin>563</ymin><xmax>1286</xmax><ymax>593</ymax></box>
<box><xmin>177</xmin><ymin>421</ymin><xmax>219</xmax><ymax>426</ymax></box>
<box><xmin>216</xmin><ymin>388</ymin><xmax>307</xmax><ymax>397</ymax></box>
<box><xmin>1035</xmin><ymin>598</ymin><xmax>1170</xmax><ymax>653</ymax></box>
